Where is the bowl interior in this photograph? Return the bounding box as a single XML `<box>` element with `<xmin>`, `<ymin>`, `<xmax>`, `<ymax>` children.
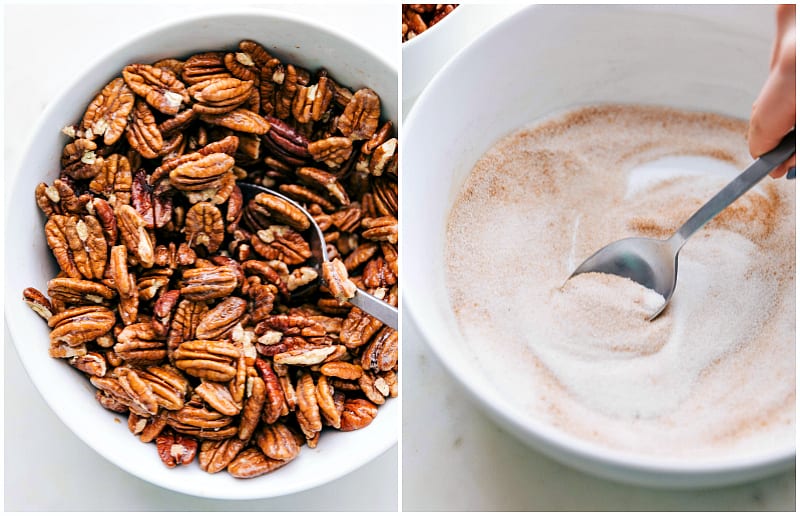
<box><xmin>5</xmin><ymin>10</ymin><xmax>397</xmax><ymax>500</ymax></box>
<box><xmin>403</xmin><ymin>4</ymin><xmax>793</xmax><ymax>487</ymax></box>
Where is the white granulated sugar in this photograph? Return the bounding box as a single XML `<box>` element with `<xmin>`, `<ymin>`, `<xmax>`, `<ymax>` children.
<box><xmin>445</xmin><ymin>105</ymin><xmax>795</xmax><ymax>459</ymax></box>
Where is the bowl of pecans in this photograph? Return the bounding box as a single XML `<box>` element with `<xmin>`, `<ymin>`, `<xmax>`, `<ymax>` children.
<box><xmin>7</xmin><ymin>9</ymin><xmax>398</xmax><ymax>499</ymax></box>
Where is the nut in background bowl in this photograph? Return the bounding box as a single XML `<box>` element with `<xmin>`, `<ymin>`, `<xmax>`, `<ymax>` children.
<box><xmin>5</xmin><ymin>9</ymin><xmax>397</xmax><ymax>500</ymax></box>
<box><xmin>402</xmin><ymin>4</ymin><xmax>794</xmax><ymax>488</ymax></box>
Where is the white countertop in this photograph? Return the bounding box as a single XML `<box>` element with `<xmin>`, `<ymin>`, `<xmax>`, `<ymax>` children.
<box><xmin>400</xmin><ymin>3</ymin><xmax>795</xmax><ymax>512</ymax></box>
<box><xmin>402</xmin><ymin>315</ymin><xmax>795</xmax><ymax>511</ymax></box>
<box><xmin>3</xmin><ymin>3</ymin><xmax>397</xmax><ymax>511</ymax></box>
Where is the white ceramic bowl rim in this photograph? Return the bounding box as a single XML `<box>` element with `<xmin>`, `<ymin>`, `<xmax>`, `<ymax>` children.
<box><xmin>403</xmin><ymin>3</ymin><xmax>794</xmax><ymax>481</ymax></box>
<box><xmin>6</xmin><ymin>7</ymin><xmax>397</xmax><ymax>500</ymax></box>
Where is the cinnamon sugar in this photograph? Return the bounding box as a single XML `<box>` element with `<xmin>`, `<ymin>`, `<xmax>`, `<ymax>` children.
<box><xmin>445</xmin><ymin>105</ymin><xmax>795</xmax><ymax>458</ymax></box>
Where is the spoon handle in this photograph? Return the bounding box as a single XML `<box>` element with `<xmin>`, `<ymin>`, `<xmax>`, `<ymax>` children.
<box><xmin>349</xmin><ymin>289</ymin><xmax>399</xmax><ymax>329</ymax></box>
<box><xmin>671</xmin><ymin>129</ymin><xmax>796</xmax><ymax>249</ymax></box>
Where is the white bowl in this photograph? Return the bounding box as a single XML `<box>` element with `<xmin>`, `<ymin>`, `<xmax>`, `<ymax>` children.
<box><xmin>402</xmin><ymin>5</ymin><xmax>514</xmax><ymax>106</ymax></box>
<box><xmin>403</xmin><ymin>4</ymin><xmax>794</xmax><ymax>488</ymax></box>
<box><xmin>402</xmin><ymin>5</ymin><xmax>463</xmax><ymax>103</ymax></box>
<box><xmin>5</xmin><ymin>9</ymin><xmax>397</xmax><ymax>500</ymax></box>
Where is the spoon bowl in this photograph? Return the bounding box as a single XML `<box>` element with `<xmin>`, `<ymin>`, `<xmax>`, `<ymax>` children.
<box><xmin>569</xmin><ymin>236</ymin><xmax>678</xmax><ymax>319</ymax></box>
<box><xmin>569</xmin><ymin>129</ymin><xmax>795</xmax><ymax>319</ymax></box>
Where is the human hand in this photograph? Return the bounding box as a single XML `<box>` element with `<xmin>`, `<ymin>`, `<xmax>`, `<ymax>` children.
<box><xmin>748</xmin><ymin>4</ymin><xmax>796</xmax><ymax>178</ymax></box>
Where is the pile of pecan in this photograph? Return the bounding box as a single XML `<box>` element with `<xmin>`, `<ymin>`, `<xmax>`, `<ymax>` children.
<box><xmin>24</xmin><ymin>39</ymin><xmax>398</xmax><ymax>478</ymax></box>
<box><xmin>402</xmin><ymin>4</ymin><xmax>458</xmax><ymax>42</ymax></box>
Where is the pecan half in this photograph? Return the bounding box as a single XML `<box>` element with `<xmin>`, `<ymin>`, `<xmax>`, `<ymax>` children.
<box><xmin>363</xmin><ymin>120</ymin><xmax>393</xmax><ymax>155</ymax></box>
<box><xmin>61</xmin><ymin>138</ymin><xmax>102</xmax><ymax>180</ymax></box>
<box><xmin>251</xmin><ymin>225</ymin><xmax>312</xmax><ymax>265</ymax></box>
<box><xmin>115</xmin><ymin>322</ymin><xmax>166</xmax><ymax>366</ymax></box>
<box><xmin>153</xmin><ymin>58</ymin><xmax>185</xmax><ymax>77</ymax></box>
<box><xmin>81</xmin><ymin>78</ymin><xmax>135</xmax><ymax>145</ymax></box>
<box><xmin>255</xmin><ymin>422</ymin><xmax>300</xmax><ymax>461</ymax></box>
<box><xmin>361</xmin><ymin>216</ymin><xmax>398</xmax><ymax>244</ymax></box>
<box><xmin>155</xmin><ymin>430</ymin><xmax>198</xmax><ymax>468</ymax></box>
<box><xmin>361</xmin><ymin>327</ymin><xmax>398</xmax><ymax>372</ymax></box>
<box><xmin>308</xmin><ymin>137</ymin><xmax>353</xmax><ymax>169</ymax></box>
<box><xmin>274</xmin><ymin>64</ymin><xmax>299</xmax><ymax>120</ymax></box>
<box><xmin>123</xmin><ymin>64</ymin><xmax>190</xmax><ymax>115</ymax></box>
<box><xmin>126</xmin><ymin>100</ymin><xmax>163</xmax><ymax>159</ymax></box>
<box><xmin>224</xmin><ymin>51</ymin><xmax>259</xmax><ymax>83</ymax></box>
<box><xmin>109</xmin><ymin>245</ymin><xmax>138</xmax><ymax>324</ymax></box>
<box><xmin>23</xmin><ymin>287</ymin><xmax>53</xmax><ymax>320</ymax></box>
<box><xmin>319</xmin><ymin>361</ymin><xmax>363</xmax><ymax>380</ymax></box>
<box><xmin>296</xmin><ymin>167</ymin><xmax>350</xmax><ymax>206</ymax></box>
<box><xmin>359</xmin><ymin>370</ymin><xmax>388</xmax><ymax>405</ymax></box>
<box><xmin>322</xmin><ymin>258</ymin><xmax>357</xmax><ymax>304</ymax></box>
<box><xmin>169</xmin><ymin>153</ymin><xmax>235</xmax><ymax>192</ymax></box>
<box><xmin>254</xmin><ymin>358</ymin><xmax>289</xmax><ymax>424</ymax></box>
<box><xmin>252</xmin><ymin>192</ymin><xmax>311</xmax><ymax>231</ymax></box>
<box><xmin>279</xmin><ymin>184</ymin><xmax>336</xmax><ymax>212</ymax></box>
<box><xmin>255</xmin><ymin>314</ymin><xmax>326</xmax><ymax>338</ymax></box>
<box><xmin>114</xmin><ymin>365</ymin><xmax>161</xmax><ymax>416</ymax></box>
<box><xmin>141</xmin><ymin>364</ymin><xmax>189</xmax><ymax>411</ymax></box>
<box><xmin>227</xmin><ymin>447</ymin><xmax>287</xmax><ymax>478</ymax></box>
<box><xmin>132</xmin><ymin>169</ymin><xmax>173</xmax><ymax>229</ymax></box>
<box><xmin>195</xmin><ymin>296</ymin><xmax>247</xmax><ymax>340</ymax></box>
<box><xmin>373</xmin><ymin>178</ymin><xmax>398</xmax><ymax>217</ymax></box>
<box><xmin>70</xmin><ymin>351</ymin><xmax>108</xmax><ymax>377</ymax></box>
<box><xmin>340</xmin><ymin>398</ymin><xmax>378</xmax><ymax>431</ymax></box>
<box><xmin>316</xmin><ymin>374</ymin><xmax>341</xmax><ymax>428</ymax></box>
<box><xmin>337</xmin><ymin>88</ymin><xmax>380</xmax><ymax>140</ymax></box>
<box><xmin>363</xmin><ymin>256</ymin><xmax>397</xmax><ymax>288</ymax></box>
<box><xmin>182</xmin><ymin>52</ymin><xmax>230</xmax><ymax>85</ymax></box>
<box><xmin>180</xmin><ymin>266</ymin><xmax>239</xmax><ymax>301</ymax></box>
<box><xmin>173</xmin><ymin>339</ymin><xmax>241</xmax><ymax>382</ymax></box>
<box><xmin>238</xmin><ymin>374</ymin><xmax>266</xmax><ymax>441</ymax></box>
<box><xmin>115</xmin><ymin>204</ymin><xmax>155</xmax><ymax>268</ymax></box>
<box><xmin>158</xmin><ymin>108</ymin><xmax>197</xmax><ymax>136</ymax></box>
<box><xmin>129</xmin><ymin>412</ymin><xmax>168</xmax><ymax>443</ymax></box>
<box><xmin>330</xmin><ymin>203</ymin><xmax>362</xmax><ymax>233</ymax></box>
<box><xmin>184</xmin><ymin>202</ymin><xmax>224</xmax><ymax>253</ymax></box>
<box><xmin>191</xmin><ymin>78</ymin><xmax>254</xmax><ymax>114</ymax></box>
<box><xmin>89</xmin><ymin>153</ymin><xmax>132</xmax><ymax>208</ymax></box>
<box><xmin>274</xmin><ymin>345</ymin><xmax>340</xmax><ymax>366</ymax></box>
<box><xmin>199</xmin><ymin>108</ymin><xmax>270</xmax><ymax>134</ymax></box>
<box><xmin>48</xmin><ymin>305</ymin><xmax>115</xmax><ymax>347</ymax></box>
<box><xmin>340</xmin><ymin>307</ymin><xmax>383</xmax><ymax>348</ymax></box>
<box><xmin>167</xmin><ymin>299</ymin><xmax>208</xmax><ymax>355</ymax></box>
<box><xmin>199</xmin><ymin>438</ymin><xmax>246</xmax><ymax>473</ymax></box>
<box><xmin>47</xmin><ymin>277</ymin><xmax>115</xmax><ymax>306</ymax></box>
<box><xmin>343</xmin><ymin>243</ymin><xmax>379</xmax><ymax>272</ymax></box>
<box><xmin>195</xmin><ymin>381</ymin><xmax>241</xmax><ymax>416</ymax></box>
<box><xmin>295</xmin><ymin>371</ymin><xmax>322</xmax><ymax>439</ymax></box>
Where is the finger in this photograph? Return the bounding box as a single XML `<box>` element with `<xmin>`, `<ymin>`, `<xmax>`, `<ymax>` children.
<box><xmin>769</xmin><ymin>154</ymin><xmax>796</xmax><ymax>178</ymax></box>
<box><xmin>748</xmin><ymin>65</ymin><xmax>796</xmax><ymax>158</ymax></box>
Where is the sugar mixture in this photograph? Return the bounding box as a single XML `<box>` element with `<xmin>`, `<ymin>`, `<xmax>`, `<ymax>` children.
<box><xmin>445</xmin><ymin>105</ymin><xmax>795</xmax><ymax>458</ymax></box>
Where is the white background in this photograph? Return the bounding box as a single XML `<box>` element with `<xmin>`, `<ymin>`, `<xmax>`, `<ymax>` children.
<box><xmin>3</xmin><ymin>2</ymin><xmax>397</xmax><ymax>511</ymax></box>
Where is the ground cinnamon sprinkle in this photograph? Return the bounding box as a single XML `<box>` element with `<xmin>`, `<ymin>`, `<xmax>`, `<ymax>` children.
<box><xmin>446</xmin><ymin>105</ymin><xmax>795</xmax><ymax>458</ymax></box>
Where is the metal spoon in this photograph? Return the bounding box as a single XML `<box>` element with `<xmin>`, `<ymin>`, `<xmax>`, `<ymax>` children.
<box><xmin>238</xmin><ymin>182</ymin><xmax>398</xmax><ymax>329</ymax></box>
<box><xmin>568</xmin><ymin>129</ymin><xmax>795</xmax><ymax>320</ymax></box>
